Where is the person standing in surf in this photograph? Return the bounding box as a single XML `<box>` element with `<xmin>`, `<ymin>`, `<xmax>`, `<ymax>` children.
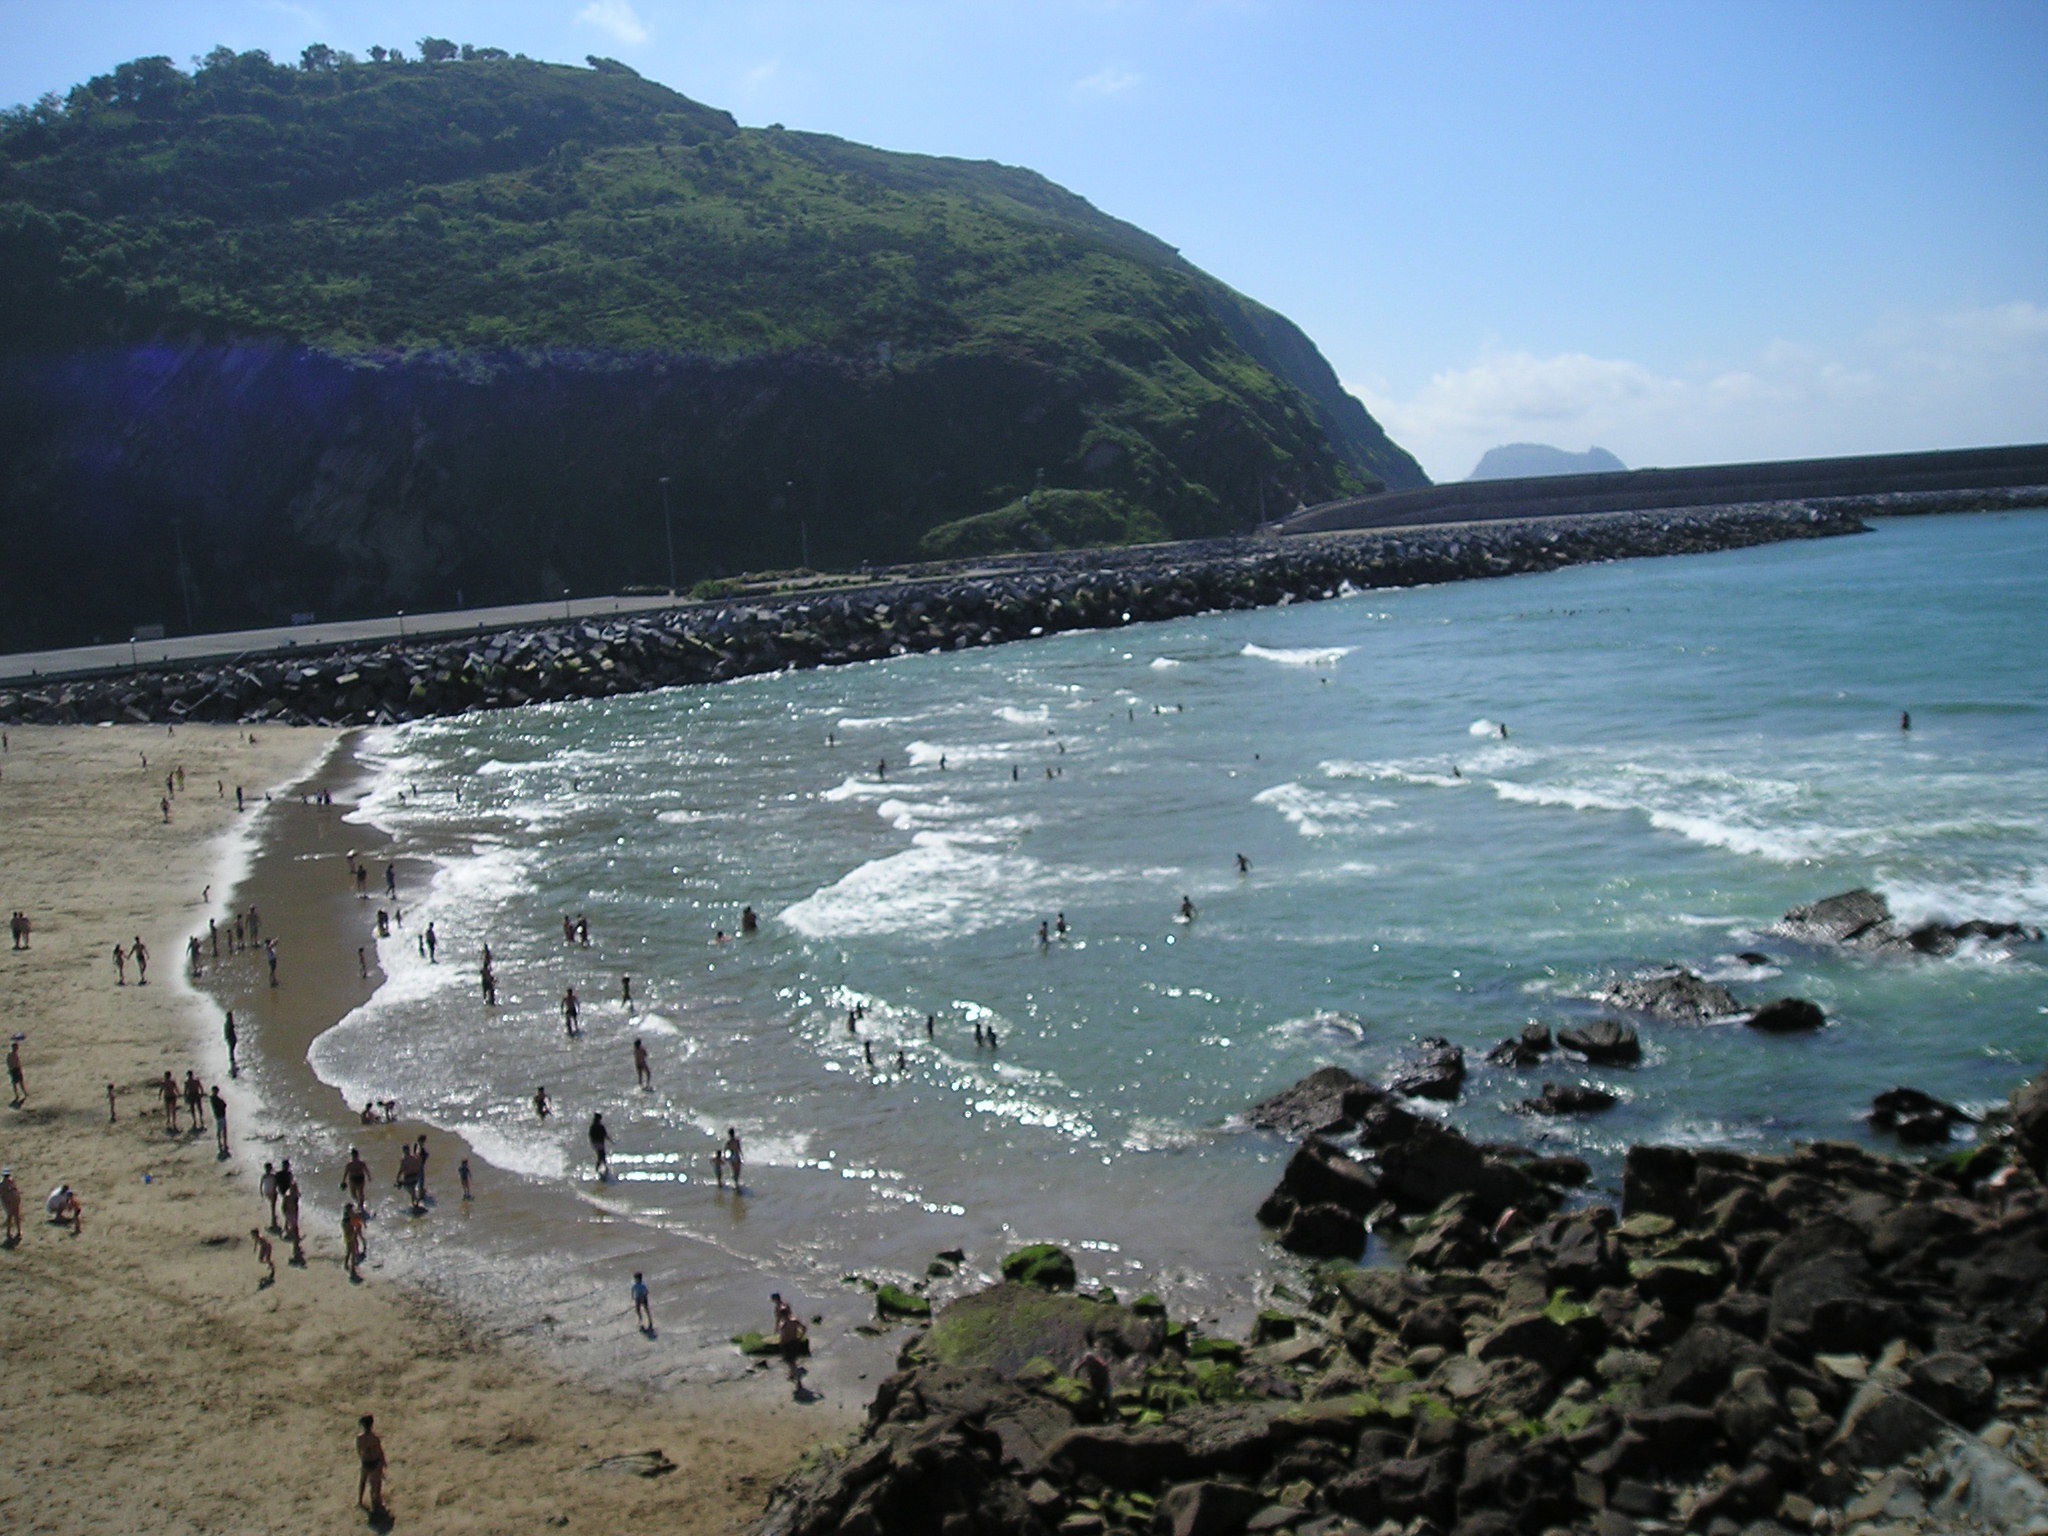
<box><xmin>588</xmin><ymin>1112</ymin><xmax>612</xmax><ymax>1177</ymax></box>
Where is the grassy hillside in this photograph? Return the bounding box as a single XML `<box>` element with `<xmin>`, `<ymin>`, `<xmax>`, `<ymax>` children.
<box><xmin>0</xmin><ymin>45</ymin><xmax>1424</xmax><ymax>646</ymax></box>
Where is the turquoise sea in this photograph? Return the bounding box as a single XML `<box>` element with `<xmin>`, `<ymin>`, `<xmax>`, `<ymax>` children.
<box><xmin>315</xmin><ymin>510</ymin><xmax>2048</xmax><ymax>1309</ymax></box>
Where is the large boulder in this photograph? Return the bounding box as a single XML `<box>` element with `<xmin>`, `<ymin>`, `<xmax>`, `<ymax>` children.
<box><xmin>1276</xmin><ymin>1138</ymin><xmax>1379</xmax><ymax>1214</ymax></box>
<box><xmin>1746</xmin><ymin>997</ymin><xmax>1826</xmax><ymax>1033</ymax></box>
<box><xmin>1376</xmin><ymin>1120</ymin><xmax>1542</xmax><ymax>1219</ymax></box>
<box><xmin>1780</xmin><ymin>887</ymin><xmax>2042</xmax><ymax>957</ymax></box>
<box><xmin>1556</xmin><ymin>1018</ymin><xmax>1642</xmax><ymax>1065</ymax></box>
<box><xmin>1246</xmin><ymin>1066</ymin><xmax>1386</xmax><ymax>1137</ymax></box>
<box><xmin>1152</xmin><ymin>1480</ymin><xmax>1266</xmax><ymax>1536</ymax></box>
<box><xmin>1601</xmin><ymin>967</ymin><xmax>1739</xmax><ymax>1022</ymax></box>
<box><xmin>1001</xmin><ymin>1244</ymin><xmax>1078</xmax><ymax>1290</ymax></box>
<box><xmin>1522</xmin><ymin>1082</ymin><xmax>1618</xmax><ymax>1116</ymax></box>
<box><xmin>1870</xmin><ymin>1086</ymin><xmax>1974</xmax><ymax>1145</ymax></box>
<box><xmin>1391</xmin><ymin>1038</ymin><xmax>1466</xmax><ymax>1101</ymax></box>
<box><xmin>1279</xmin><ymin>1201</ymin><xmax>1366</xmax><ymax>1259</ymax></box>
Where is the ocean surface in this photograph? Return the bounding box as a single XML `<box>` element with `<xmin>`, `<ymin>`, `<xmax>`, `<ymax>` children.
<box><xmin>315</xmin><ymin>510</ymin><xmax>2048</xmax><ymax>1310</ymax></box>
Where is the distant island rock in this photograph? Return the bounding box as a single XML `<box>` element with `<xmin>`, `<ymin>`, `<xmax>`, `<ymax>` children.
<box><xmin>1468</xmin><ymin>443</ymin><xmax>1628</xmax><ymax>480</ymax></box>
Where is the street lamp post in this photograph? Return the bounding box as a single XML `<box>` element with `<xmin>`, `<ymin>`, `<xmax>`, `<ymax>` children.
<box><xmin>397</xmin><ymin>609</ymin><xmax>406</xmax><ymax>641</ymax></box>
<box><xmin>659</xmin><ymin>476</ymin><xmax>677</xmax><ymax>598</ymax></box>
<box><xmin>562</xmin><ymin>587</ymin><xmax>573</xmax><ymax>623</ymax></box>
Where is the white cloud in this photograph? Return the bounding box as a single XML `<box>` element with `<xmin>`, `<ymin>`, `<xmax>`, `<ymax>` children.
<box><xmin>577</xmin><ymin>0</ymin><xmax>649</xmax><ymax>47</ymax></box>
<box><xmin>1349</xmin><ymin>303</ymin><xmax>2048</xmax><ymax>481</ymax></box>
<box><xmin>1074</xmin><ymin>66</ymin><xmax>1142</xmax><ymax>98</ymax></box>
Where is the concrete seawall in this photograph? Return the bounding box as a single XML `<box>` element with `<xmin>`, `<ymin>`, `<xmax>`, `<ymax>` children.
<box><xmin>0</xmin><ymin>501</ymin><xmax>1861</xmax><ymax>728</ymax></box>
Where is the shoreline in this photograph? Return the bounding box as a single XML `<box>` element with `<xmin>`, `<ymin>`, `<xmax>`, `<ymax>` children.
<box><xmin>0</xmin><ymin>724</ymin><xmax>851</xmax><ymax>1536</ymax></box>
<box><xmin>209</xmin><ymin>729</ymin><xmax>909</xmax><ymax>1404</ymax></box>
<box><xmin>0</xmin><ymin>502</ymin><xmax>1864</xmax><ymax>727</ymax></box>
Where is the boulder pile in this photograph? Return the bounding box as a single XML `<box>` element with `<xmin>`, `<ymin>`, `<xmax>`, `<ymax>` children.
<box><xmin>0</xmin><ymin>505</ymin><xmax>1860</xmax><ymax>727</ymax></box>
<box><xmin>758</xmin><ymin>1062</ymin><xmax>2048</xmax><ymax>1536</ymax></box>
<box><xmin>1779</xmin><ymin>889</ymin><xmax>2041</xmax><ymax>958</ymax></box>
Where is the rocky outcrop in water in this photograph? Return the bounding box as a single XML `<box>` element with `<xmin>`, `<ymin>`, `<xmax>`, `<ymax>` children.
<box><xmin>759</xmin><ymin>1062</ymin><xmax>2048</xmax><ymax>1536</ymax></box>
<box><xmin>0</xmin><ymin>504</ymin><xmax>1862</xmax><ymax>726</ymax></box>
<box><xmin>1779</xmin><ymin>889</ymin><xmax>2042</xmax><ymax>958</ymax></box>
<box><xmin>1598</xmin><ymin>968</ymin><xmax>1740</xmax><ymax>1023</ymax></box>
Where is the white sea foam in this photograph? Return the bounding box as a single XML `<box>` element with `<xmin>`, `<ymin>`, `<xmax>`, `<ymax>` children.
<box><xmin>905</xmin><ymin>740</ymin><xmax>1020</xmax><ymax>767</ymax></box>
<box><xmin>1149</xmin><ymin>657</ymin><xmax>1184</xmax><ymax>671</ymax></box>
<box><xmin>1320</xmin><ymin>758</ymin><xmax>1468</xmax><ymax>788</ymax></box>
<box><xmin>1469</xmin><ymin>719</ymin><xmax>1502</xmax><ymax>737</ymax></box>
<box><xmin>460</xmin><ymin>1121</ymin><xmax>571</xmax><ymax>1180</ymax></box>
<box><xmin>1241</xmin><ymin>643</ymin><xmax>1354</xmax><ymax>667</ymax></box>
<box><xmin>1252</xmin><ymin>782</ymin><xmax>1397</xmax><ymax>839</ymax></box>
<box><xmin>997</xmin><ymin>705</ymin><xmax>1050</xmax><ymax>725</ymax></box>
<box><xmin>1878</xmin><ymin>870</ymin><xmax>2048</xmax><ymax>930</ymax></box>
<box><xmin>780</xmin><ymin>833</ymin><xmax>1060</xmax><ymax>940</ymax></box>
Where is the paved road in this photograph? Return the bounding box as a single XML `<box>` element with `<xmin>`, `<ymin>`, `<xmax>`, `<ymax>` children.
<box><xmin>0</xmin><ymin>593</ymin><xmax>694</xmax><ymax>684</ymax></box>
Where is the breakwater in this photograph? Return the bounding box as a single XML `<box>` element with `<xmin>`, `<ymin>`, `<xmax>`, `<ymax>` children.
<box><xmin>0</xmin><ymin>502</ymin><xmax>1860</xmax><ymax>727</ymax></box>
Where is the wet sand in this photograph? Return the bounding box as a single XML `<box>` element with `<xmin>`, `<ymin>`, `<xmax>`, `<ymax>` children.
<box><xmin>204</xmin><ymin>734</ymin><xmax>901</xmax><ymax>1405</ymax></box>
<box><xmin>0</xmin><ymin>724</ymin><xmax>849</xmax><ymax>1536</ymax></box>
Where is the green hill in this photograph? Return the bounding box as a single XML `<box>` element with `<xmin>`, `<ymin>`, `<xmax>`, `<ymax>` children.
<box><xmin>0</xmin><ymin>45</ymin><xmax>1424</xmax><ymax>647</ymax></box>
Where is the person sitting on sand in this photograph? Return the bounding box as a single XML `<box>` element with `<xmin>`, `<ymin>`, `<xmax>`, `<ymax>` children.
<box><xmin>47</xmin><ymin>1183</ymin><xmax>82</xmax><ymax>1233</ymax></box>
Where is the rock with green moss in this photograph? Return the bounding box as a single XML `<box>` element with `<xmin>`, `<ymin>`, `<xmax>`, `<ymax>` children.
<box><xmin>876</xmin><ymin>1283</ymin><xmax>933</xmax><ymax>1319</ymax></box>
<box><xmin>1001</xmin><ymin>1243</ymin><xmax>1078</xmax><ymax>1290</ymax></box>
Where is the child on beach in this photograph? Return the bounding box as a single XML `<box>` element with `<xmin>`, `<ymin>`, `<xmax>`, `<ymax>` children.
<box><xmin>250</xmin><ymin>1227</ymin><xmax>275</xmax><ymax>1286</ymax></box>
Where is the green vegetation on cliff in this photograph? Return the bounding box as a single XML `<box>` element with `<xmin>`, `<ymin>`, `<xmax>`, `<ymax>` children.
<box><xmin>0</xmin><ymin>45</ymin><xmax>1424</xmax><ymax>646</ymax></box>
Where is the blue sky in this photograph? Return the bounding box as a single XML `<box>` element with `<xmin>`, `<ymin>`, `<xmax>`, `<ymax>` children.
<box><xmin>6</xmin><ymin>1</ymin><xmax>2045</xmax><ymax>479</ymax></box>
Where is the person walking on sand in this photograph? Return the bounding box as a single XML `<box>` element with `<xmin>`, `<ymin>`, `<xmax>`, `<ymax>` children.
<box><xmin>7</xmin><ymin>1040</ymin><xmax>25</xmax><ymax>1107</ymax></box>
<box><xmin>223</xmin><ymin>1010</ymin><xmax>239</xmax><ymax>1077</ymax></box>
<box><xmin>342</xmin><ymin>1148</ymin><xmax>369</xmax><ymax>1209</ymax></box>
<box><xmin>342</xmin><ymin>1212</ymin><xmax>366</xmax><ymax>1277</ymax></box>
<box><xmin>113</xmin><ymin>943</ymin><xmax>127</xmax><ymax>985</ymax></box>
<box><xmin>633</xmin><ymin>1037</ymin><xmax>651</xmax><ymax>1090</ymax></box>
<box><xmin>632</xmin><ymin>1271</ymin><xmax>653</xmax><ymax>1331</ymax></box>
<box><xmin>250</xmin><ymin>1227</ymin><xmax>275</xmax><ymax>1286</ymax></box>
<box><xmin>356</xmin><ymin>1415</ymin><xmax>388</xmax><ymax>1517</ymax></box>
<box><xmin>1</xmin><ymin>1169</ymin><xmax>21</xmax><ymax>1243</ymax></box>
<box><xmin>562</xmin><ymin>987</ymin><xmax>580</xmax><ymax>1037</ymax></box>
<box><xmin>588</xmin><ymin>1113</ymin><xmax>612</xmax><ymax>1177</ymax></box>
<box><xmin>777</xmin><ymin>1309</ymin><xmax>809</xmax><ymax>1384</ymax></box>
<box><xmin>132</xmin><ymin>936</ymin><xmax>149</xmax><ymax>985</ymax></box>
<box><xmin>265</xmin><ymin>938</ymin><xmax>278</xmax><ymax>988</ymax></box>
<box><xmin>260</xmin><ymin>1162</ymin><xmax>280</xmax><ymax>1229</ymax></box>
<box><xmin>107</xmin><ymin>1082</ymin><xmax>118</xmax><ymax>1123</ymax></box>
<box><xmin>211</xmin><ymin>1085</ymin><xmax>229</xmax><ymax>1155</ymax></box>
<box><xmin>159</xmin><ymin>1071</ymin><xmax>181</xmax><ymax>1131</ymax></box>
<box><xmin>183</xmin><ymin>1071</ymin><xmax>205</xmax><ymax>1130</ymax></box>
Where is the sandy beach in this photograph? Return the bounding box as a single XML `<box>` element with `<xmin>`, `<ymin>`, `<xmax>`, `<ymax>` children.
<box><xmin>0</xmin><ymin>724</ymin><xmax>845</xmax><ymax>1536</ymax></box>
